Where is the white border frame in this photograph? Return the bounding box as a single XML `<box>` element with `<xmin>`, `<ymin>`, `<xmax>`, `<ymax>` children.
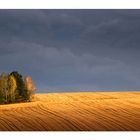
<box><xmin>0</xmin><ymin>0</ymin><xmax>140</xmax><ymax>9</ymax></box>
<box><xmin>0</xmin><ymin>0</ymin><xmax>140</xmax><ymax>140</ymax></box>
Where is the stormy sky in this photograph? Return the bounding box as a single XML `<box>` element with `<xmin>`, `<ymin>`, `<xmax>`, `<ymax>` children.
<box><xmin>0</xmin><ymin>9</ymin><xmax>140</xmax><ymax>92</ymax></box>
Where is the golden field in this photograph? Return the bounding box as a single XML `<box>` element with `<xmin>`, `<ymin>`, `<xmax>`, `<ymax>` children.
<box><xmin>0</xmin><ymin>92</ymin><xmax>140</xmax><ymax>131</ymax></box>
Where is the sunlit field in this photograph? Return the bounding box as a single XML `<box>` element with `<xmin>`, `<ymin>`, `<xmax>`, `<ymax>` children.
<box><xmin>0</xmin><ymin>92</ymin><xmax>140</xmax><ymax>131</ymax></box>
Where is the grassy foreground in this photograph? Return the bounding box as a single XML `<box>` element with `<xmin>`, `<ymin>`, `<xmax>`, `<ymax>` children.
<box><xmin>0</xmin><ymin>92</ymin><xmax>140</xmax><ymax>131</ymax></box>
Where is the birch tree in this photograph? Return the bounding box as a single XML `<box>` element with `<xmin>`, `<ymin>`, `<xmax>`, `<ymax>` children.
<box><xmin>24</xmin><ymin>75</ymin><xmax>36</xmax><ymax>101</ymax></box>
<box><xmin>8</xmin><ymin>75</ymin><xmax>17</xmax><ymax>103</ymax></box>
<box><xmin>0</xmin><ymin>73</ymin><xmax>9</xmax><ymax>103</ymax></box>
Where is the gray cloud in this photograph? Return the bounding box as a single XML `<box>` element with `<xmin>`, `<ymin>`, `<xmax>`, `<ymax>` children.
<box><xmin>0</xmin><ymin>9</ymin><xmax>140</xmax><ymax>92</ymax></box>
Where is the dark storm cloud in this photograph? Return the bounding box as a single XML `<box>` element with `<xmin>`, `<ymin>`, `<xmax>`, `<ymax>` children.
<box><xmin>0</xmin><ymin>9</ymin><xmax>140</xmax><ymax>92</ymax></box>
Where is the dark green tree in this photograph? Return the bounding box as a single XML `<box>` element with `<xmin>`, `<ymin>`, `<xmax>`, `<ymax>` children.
<box><xmin>10</xmin><ymin>71</ymin><xmax>27</xmax><ymax>101</ymax></box>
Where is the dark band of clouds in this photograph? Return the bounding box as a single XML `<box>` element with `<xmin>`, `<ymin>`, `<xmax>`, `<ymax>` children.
<box><xmin>0</xmin><ymin>9</ymin><xmax>140</xmax><ymax>92</ymax></box>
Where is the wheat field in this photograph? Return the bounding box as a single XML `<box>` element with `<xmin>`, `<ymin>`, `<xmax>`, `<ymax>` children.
<box><xmin>0</xmin><ymin>92</ymin><xmax>140</xmax><ymax>131</ymax></box>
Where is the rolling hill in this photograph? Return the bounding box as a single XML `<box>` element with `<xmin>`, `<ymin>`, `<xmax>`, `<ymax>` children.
<box><xmin>0</xmin><ymin>92</ymin><xmax>140</xmax><ymax>131</ymax></box>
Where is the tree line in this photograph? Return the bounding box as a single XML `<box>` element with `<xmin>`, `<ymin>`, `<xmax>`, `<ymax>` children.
<box><xmin>0</xmin><ymin>71</ymin><xmax>36</xmax><ymax>104</ymax></box>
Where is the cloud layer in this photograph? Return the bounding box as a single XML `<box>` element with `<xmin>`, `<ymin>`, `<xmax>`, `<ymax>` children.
<box><xmin>0</xmin><ymin>9</ymin><xmax>140</xmax><ymax>92</ymax></box>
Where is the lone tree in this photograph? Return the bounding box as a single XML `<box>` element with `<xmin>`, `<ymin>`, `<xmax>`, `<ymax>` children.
<box><xmin>24</xmin><ymin>75</ymin><xmax>36</xmax><ymax>101</ymax></box>
<box><xmin>0</xmin><ymin>73</ymin><xmax>9</xmax><ymax>103</ymax></box>
<box><xmin>10</xmin><ymin>71</ymin><xmax>27</xmax><ymax>100</ymax></box>
<box><xmin>8</xmin><ymin>75</ymin><xmax>17</xmax><ymax>103</ymax></box>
